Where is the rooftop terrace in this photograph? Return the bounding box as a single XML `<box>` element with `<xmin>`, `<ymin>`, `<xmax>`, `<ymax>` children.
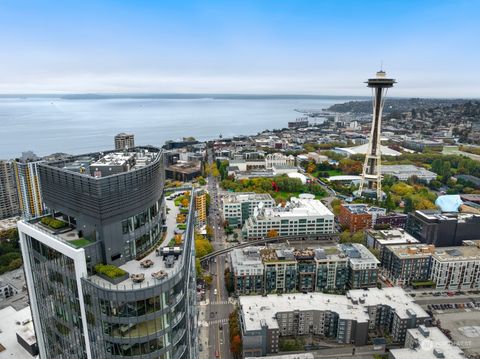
<box><xmin>88</xmin><ymin>190</ymin><xmax>191</xmax><ymax>290</ymax></box>
<box><xmin>47</xmin><ymin>147</ymin><xmax>161</xmax><ymax>178</ymax></box>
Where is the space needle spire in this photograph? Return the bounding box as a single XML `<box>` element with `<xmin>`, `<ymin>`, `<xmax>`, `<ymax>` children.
<box><xmin>358</xmin><ymin>70</ymin><xmax>396</xmax><ymax>200</ymax></box>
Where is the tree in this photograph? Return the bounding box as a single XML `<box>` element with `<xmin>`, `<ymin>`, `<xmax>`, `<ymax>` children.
<box><xmin>230</xmin><ymin>335</ymin><xmax>242</xmax><ymax>356</ymax></box>
<box><xmin>195</xmin><ymin>258</ymin><xmax>202</xmax><ymax>277</ymax></box>
<box><xmin>233</xmin><ymin>233</ymin><xmax>239</xmax><ymax>241</ymax></box>
<box><xmin>205</xmin><ymin>225</ymin><xmax>214</xmax><ymax>240</ymax></box>
<box><xmin>224</xmin><ymin>268</ymin><xmax>234</xmax><ymax>294</ymax></box>
<box><xmin>331</xmin><ymin>198</ymin><xmax>342</xmax><ymax>216</ymax></box>
<box><xmin>267</xmin><ymin>229</ymin><xmax>278</xmax><ymax>238</ymax></box>
<box><xmin>181</xmin><ymin>198</ymin><xmax>190</xmax><ymax>208</ymax></box>
<box><xmin>195</xmin><ymin>238</ymin><xmax>214</xmax><ymax>258</ymax></box>
<box><xmin>203</xmin><ymin>274</ymin><xmax>213</xmax><ymax>288</ymax></box>
<box><xmin>351</xmin><ymin>230</ymin><xmax>365</xmax><ymax>244</ymax></box>
<box><xmin>306</xmin><ymin>162</ymin><xmax>316</xmax><ymax>174</ymax></box>
<box><xmin>383</xmin><ymin>193</ymin><xmax>396</xmax><ymax>212</ymax></box>
<box><xmin>339</xmin><ymin>158</ymin><xmax>362</xmax><ymax>175</ymax></box>
<box><xmin>339</xmin><ymin>230</ymin><xmax>351</xmax><ymax>243</ymax></box>
<box><xmin>403</xmin><ymin>196</ymin><xmax>415</xmax><ymax>213</ymax></box>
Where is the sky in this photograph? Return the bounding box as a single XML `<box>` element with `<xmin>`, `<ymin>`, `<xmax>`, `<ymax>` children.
<box><xmin>0</xmin><ymin>0</ymin><xmax>479</xmax><ymax>97</ymax></box>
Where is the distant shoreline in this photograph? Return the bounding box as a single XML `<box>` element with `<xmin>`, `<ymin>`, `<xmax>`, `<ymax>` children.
<box><xmin>0</xmin><ymin>93</ymin><xmax>368</xmax><ymax>100</ymax></box>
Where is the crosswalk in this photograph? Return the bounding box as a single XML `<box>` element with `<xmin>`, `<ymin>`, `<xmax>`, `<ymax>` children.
<box><xmin>208</xmin><ymin>318</ymin><xmax>228</xmax><ymax>326</ymax></box>
<box><xmin>209</xmin><ymin>300</ymin><xmax>230</xmax><ymax>305</ymax></box>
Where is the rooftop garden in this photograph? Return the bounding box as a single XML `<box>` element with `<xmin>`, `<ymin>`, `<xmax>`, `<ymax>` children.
<box><xmin>40</xmin><ymin>216</ymin><xmax>68</xmax><ymax>230</ymax></box>
<box><xmin>94</xmin><ymin>263</ymin><xmax>128</xmax><ymax>279</ymax></box>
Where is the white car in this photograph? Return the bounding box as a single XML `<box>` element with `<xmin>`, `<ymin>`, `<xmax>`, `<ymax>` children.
<box><xmin>214</xmin><ymin>289</ymin><xmax>218</xmax><ymax>295</ymax></box>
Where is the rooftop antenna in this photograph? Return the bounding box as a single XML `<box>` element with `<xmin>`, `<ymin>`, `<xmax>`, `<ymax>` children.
<box><xmin>380</xmin><ymin>60</ymin><xmax>383</xmax><ymax>72</ymax></box>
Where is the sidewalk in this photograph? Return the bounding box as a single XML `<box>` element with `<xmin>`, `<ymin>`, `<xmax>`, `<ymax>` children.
<box><xmin>198</xmin><ymin>299</ymin><xmax>211</xmax><ymax>359</ymax></box>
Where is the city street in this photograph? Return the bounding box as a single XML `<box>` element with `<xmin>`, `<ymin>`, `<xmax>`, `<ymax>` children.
<box><xmin>205</xmin><ymin>149</ymin><xmax>235</xmax><ymax>359</ymax></box>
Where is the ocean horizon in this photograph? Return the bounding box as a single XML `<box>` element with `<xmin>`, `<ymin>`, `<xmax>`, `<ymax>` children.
<box><xmin>0</xmin><ymin>95</ymin><xmax>359</xmax><ymax>159</ymax></box>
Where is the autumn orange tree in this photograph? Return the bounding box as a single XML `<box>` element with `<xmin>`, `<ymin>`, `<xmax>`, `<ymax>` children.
<box><xmin>267</xmin><ymin>229</ymin><xmax>278</xmax><ymax>238</ymax></box>
<box><xmin>181</xmin><ymin>198</ymin><xmax>189</xmax><ymax>207</ymax></box>
<box><xmin>229</xmin><ymin>308</ymin><xmax>242</xmax><ymax>358</ymax></box>
<box><xmin>306</xmin><ymin>161</ymin><xmax>316</xmax><ymax>174</ymax></box>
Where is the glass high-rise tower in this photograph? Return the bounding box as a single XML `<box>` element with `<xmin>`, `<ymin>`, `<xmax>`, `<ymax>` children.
<box><xmin>18</xmin><ymin>146</ymin><xmax>197</xmax><ymax>359</ymax></box>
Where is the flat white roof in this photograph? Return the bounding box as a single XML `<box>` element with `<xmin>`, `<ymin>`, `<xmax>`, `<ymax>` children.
<box><xmin>335</xmin><ymin>143</ymin><xmax>401</xmax><ymax>156</ymax></box>
<box><xmin>259</xmin><ymin>195</ymin><xmax>333</xmax><ymax>219</ymax></box>
<box><xmin>368</xmin><ymin>229</ymin><xmax>419</xmax><ymax>245</ymax></box>
<box><xmin>389</xmin><ymin>326</ymin><xmax>464</xmax><ymax>359</ymax></box>
<box><xmin>0</xmin><ymin>306</ymin><xmax>38</xmax><ymax>358</ymax></box>
<box><xmin>240</xmin><ymin>287</ymin><xmax>427</xmax><ymax>332</ymax></box>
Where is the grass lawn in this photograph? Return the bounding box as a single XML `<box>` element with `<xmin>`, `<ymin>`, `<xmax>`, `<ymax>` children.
<box><xmin>69</xmin><ymin>239</ymin><xmax>92</xmax><ymax>248</ymax></box>
<box><xmin>314</xmin><ymin>169</ymin><xmax>344</xmax><ymax>179</ymax></box>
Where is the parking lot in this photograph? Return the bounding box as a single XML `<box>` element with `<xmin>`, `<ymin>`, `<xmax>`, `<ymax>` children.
<box><xmin>428</xmin><ymin>301</ymin><xmax>480</xmax><ymax>313</ymax></box>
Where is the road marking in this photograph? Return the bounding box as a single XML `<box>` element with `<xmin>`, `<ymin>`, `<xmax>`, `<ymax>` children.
<box><xmin>209</xmin><ymin>300</ymin><xmax>230</xmax><ymax>305</ymax></box>
<box><xmin>208</xmin><ymin>318</ymin><xmax>229</xmax><ymax>325</ymax></box>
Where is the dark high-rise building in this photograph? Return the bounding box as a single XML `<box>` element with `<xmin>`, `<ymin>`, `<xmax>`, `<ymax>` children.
<box><xmin>114</xmin><ymin>133</ymin><xmax>135</xmax><ymax>150</ymax></box>
<box><xmin>18</xmin><ymin>146</ymin><xmax>197</xmax><ymax>359</ymax></box>
<box><xmin>0</xmin><ymin>160</ymin><xmax>20</xmax><ymax>219</ymax></box>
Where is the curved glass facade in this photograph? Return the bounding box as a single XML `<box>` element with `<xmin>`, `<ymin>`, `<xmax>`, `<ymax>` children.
<box><xmin>18</xmin><ymin>148</ymin><xmax>198</xmax><ymax>359</ymax></box>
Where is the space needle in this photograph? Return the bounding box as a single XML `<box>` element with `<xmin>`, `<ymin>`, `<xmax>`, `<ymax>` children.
<box><xmin>357</xmin><ymin>70</ymin><xmax>396</xmax><ymax>200</ymax></box>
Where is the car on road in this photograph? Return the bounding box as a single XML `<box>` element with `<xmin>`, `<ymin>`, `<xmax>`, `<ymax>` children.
<box><xmin>215</xmin><ymin>350</ymin><xmax>220</xmax><ymax>357</ymax></box>
<box><xmin>214</xmin><ymin>289</ymin><xmax>218</xmax><ymax>295</ymax></box>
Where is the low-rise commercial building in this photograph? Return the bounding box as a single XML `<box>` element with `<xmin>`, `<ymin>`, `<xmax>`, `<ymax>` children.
<box><xmin>406</xmin><ymin>210</ymin><xmax>480</xmax><ymax>247</ymax></box>
<box><xmin>389</xmin><ymin>325</ymin><xmax>464</xmax><ymax>359</ymax></box>
<box><xmin>242</xmin><ymin>194</ymin><xmax>335</xmax><ymax>240</ymax></box>
<box><xmin>430</xmin><ymin>245</ymin><xmax>480</xmax><ymax>290</ymax></box>
<box><xmin>382</xmin><ymin>244</ymin><xmax>435</xmax><ymax>286</ymax></box>
<box><xmin>0</xmin><ymin>305</ymin><xmax>38</xmax><ymax>358</ymax></box>
<box><xmin>240</xmin><ymin>288</ymin><xmax>429</xmax><ymax>357</ymax></box>
<box><xmin>165</xmin><ymin>161</ymin><xmax>202</xmax><ymax>182</ymax></box>
<box><xmin>222</xmin><ymin>192</ymin><xmax>275</xmax><ymax>227</ymax></box>
<box><xmin>381</xmin><ymin>165</ymin><xmax>437</xmax><ymax>183</ymax></box>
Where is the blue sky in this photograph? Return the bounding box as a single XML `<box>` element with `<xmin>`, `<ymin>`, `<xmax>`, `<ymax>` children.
<box><xmin>0</xmin><ymin>0</ymin><xmax>479</xmax><ymax>96</ymax></box>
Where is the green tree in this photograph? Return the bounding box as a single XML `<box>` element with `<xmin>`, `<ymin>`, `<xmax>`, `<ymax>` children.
<box><xmin>403</xmin><ymin>196</ymin><xmax>415</xmax><ymax>213</ymax></box>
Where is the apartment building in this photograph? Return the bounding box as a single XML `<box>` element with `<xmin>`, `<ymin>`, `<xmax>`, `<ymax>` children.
<box><xmin>18</xmin><ymin>147</ymin><xmax>197</xmax><ymax>359</ymax></box>
<box><xmin>229</xmin><ymin>245</ymin><xmax>356</xmax><ymax>295</ymax></box>
<box><xmin>240</xmin><ymin>288</ymin><xmax>429</xmax><ymax>357</ymax></box>
<box><xmin>229</xmin><ymin>247</ymin><xmax>264</xmax><ymax>295</ymax></box>
<box><xmin>13</xmin><ymin>158</ymin><xmax>46</xmax><ymax>220</ymax></box>
<box><xmin>366</xmin><ymin>229</ymin><xmax>420</xmax><ymax>265</ymax></box>
<box><xmin>0</xmin><ymin>160</ymin><xmax>20</xmax><ymax>219</ymax></box>
<box><xmin>382</xmin><ymin>244</ymin><xmax>435</xmax><ymax>286</ymax></box>
<box><xmin>114</xmin><ymin>132</ymin><xmax>135</xmax><ymax>150</ymax></box>
<box><xmin>430</xmin><ymin>245</ymin><xmax>480</xmax><ymax>290</ymax></box>
<box><xmin>341</xmin><ymin>243</ymin><xmax>380</xmax><ymax>288</ymax></box>
<box><xmin>195</xmin><ymin>189</ymin><xmax>207</xmax><ymax>225</ymax></box>
<box><xmin>242</xmin><ymin>194</ymin><xmax>335</xmax><ymax>240</ymax></box>
<box><xmin>222</xmin><ymin>192</ymin><xmax>275</xmax><ymax>227</ymax></box>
